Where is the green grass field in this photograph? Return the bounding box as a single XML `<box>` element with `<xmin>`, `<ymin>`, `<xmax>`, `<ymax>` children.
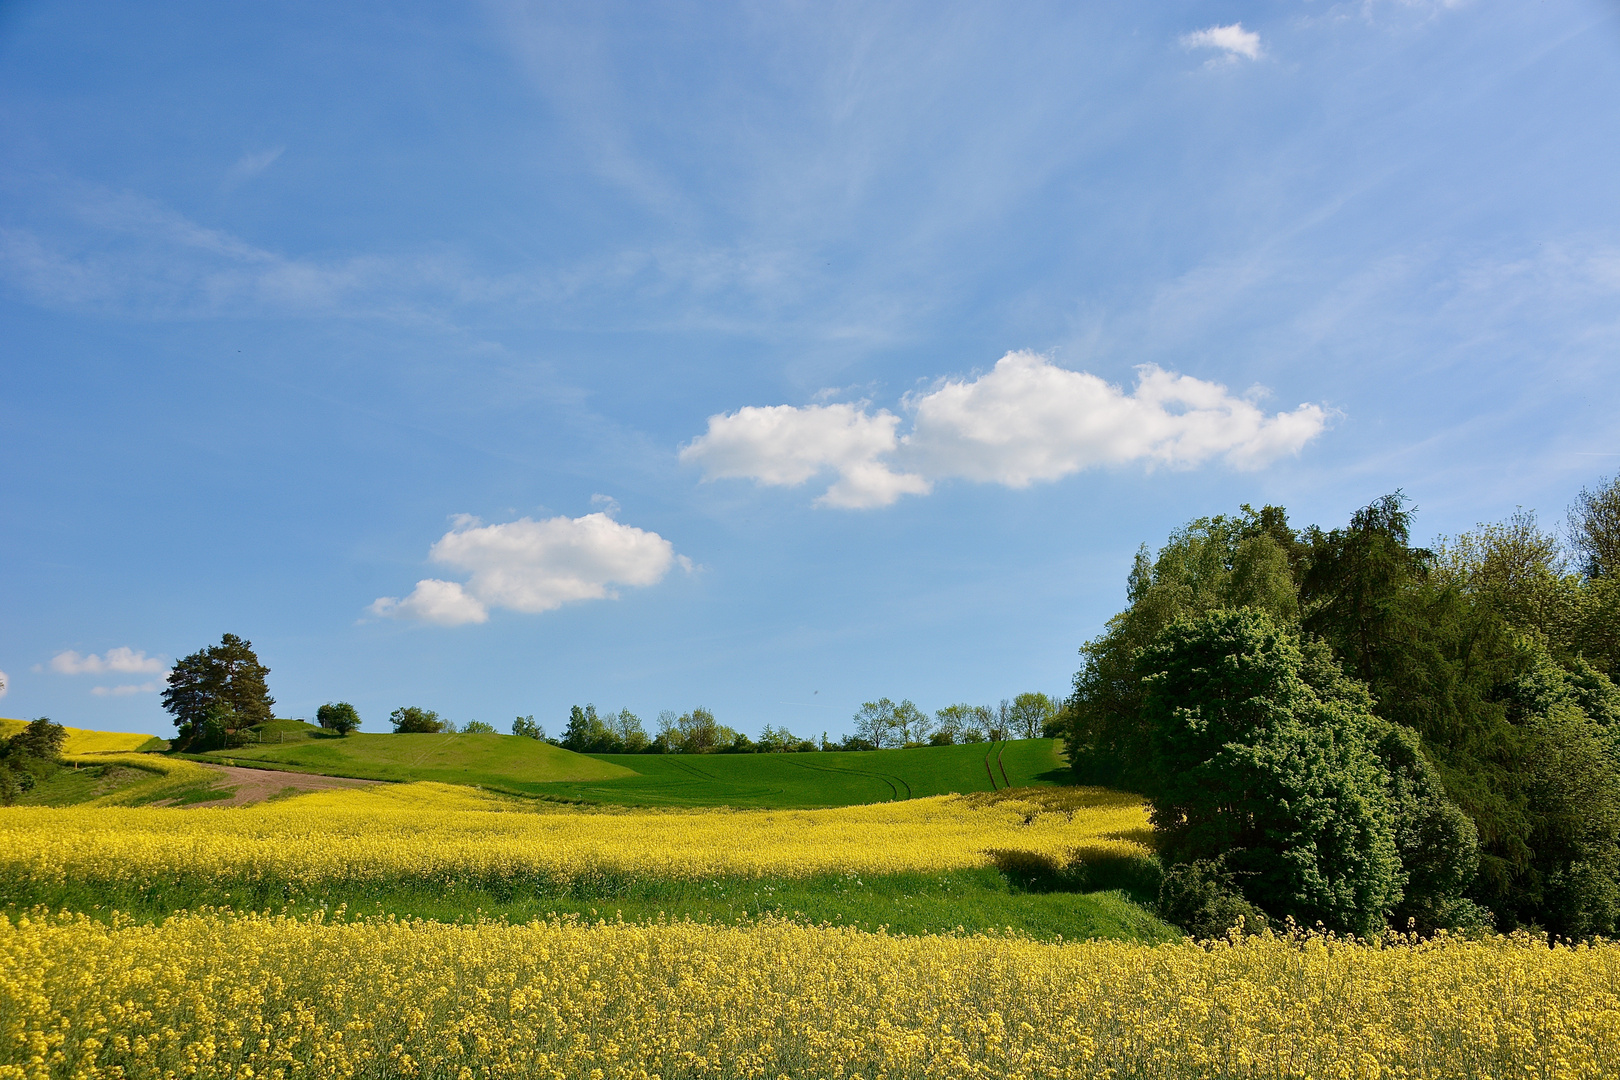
<box><xmin>194</xmin><ymin>729</ymin><xmax>1070</xmax><ymax>807</ymax></box>
<box><xmin>554</xmin><ymin>738</ymin><xmax>1069</xmax><ymax>806</ymax></box>
<box><xmin>192</xmin><ymin>725</ymin><xmax>636</xmax><ymax>792</ymax></box>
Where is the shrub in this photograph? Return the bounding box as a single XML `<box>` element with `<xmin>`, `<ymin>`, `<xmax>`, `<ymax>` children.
<box><xmin>390</xmin><ymin>707</ymin><xmax>445</xmax><ymax>734</ymax></box>
<box><xmin>316</xmin><ymin>702</ymin><xmax>361</xmax><ymax>736</ymax></box>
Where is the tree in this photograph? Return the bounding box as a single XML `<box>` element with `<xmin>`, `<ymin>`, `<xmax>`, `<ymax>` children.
<box><xmin>934</xmin><ymin>703</ymin><xmax>994</xmax><ymax>744</ymax></box>
<box><xmin>512</xmin><ymin>715</ymin><xmax>545</xmax><ymax>740</ymax></box>
<box><xmin>853</xmin><ymin>699</ymin><xmax>900</xmax><ymax>748</ymax></box>
<box><xmin>316</xmin><ymin>702</ymin><xmax>361</xmax><ymax>736</ymax></box>
<box><xmin>5</xmin><ymin>717</ymin><xmax>67</xmax><ymax>761</ymax></box>
<box><xmin>462</xmin><ymin>720</ymin><xmax>497</xmax><ymax>734</ymax></box>
<box><xmin>613</xmin><ymin>709</ymin><xmax>650</xmax><ymax>753</ymax></box>
<box><xmin>1007</xmin><ymin>692</ymin><xmax>1058</xmax><ymax>739</ymax></box>
<box><xmin>893</xmin><ymin>700</ymin><xmax>930</xmax><ymax>745</ymax></box>
<box><xmin>1568</xmin><ymin>474</ymin><xmax>1620</xmax><ymax>580</ymax></box>
<box><xmin>161</xmin><ymin>633</ymin><xmax>275</xmax><ymax>742</ymax></box>
<box><xmin>1138</xmin><ymin>608</ymin><xmax>1404</xmax><ymax>937</ymax></box>
<box><xmin>1066</xmin><ymin>507</ymin><xmax>1302</xmax><ymax>786</ymax></box>
<box><xmin>390</xmin><ymin>706</ymin><xmax>445</xmax><ymax>734</ymax></box>
<box><xmin>0</xmin><ymin>718</ymin><xmax>68</xmax><ymax>806</ymax></box>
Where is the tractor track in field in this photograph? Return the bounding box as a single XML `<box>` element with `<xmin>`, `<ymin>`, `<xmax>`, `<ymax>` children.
<box><xmin>786</xmin><ymin>758</ymin><xmax>911</xmax><ymax>801</ymax></box>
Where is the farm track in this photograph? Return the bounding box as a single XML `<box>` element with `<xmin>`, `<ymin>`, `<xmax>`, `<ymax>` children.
<box><xmin>186</xmin><ymin>764</ymin><xmax>384</xmax><ymax>807</ymax></box>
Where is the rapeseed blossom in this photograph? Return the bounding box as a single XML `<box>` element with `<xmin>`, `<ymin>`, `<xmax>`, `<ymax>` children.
<box><xmin>0</xmin><ymin>784</ymin><xmax>1152</xmax><ymax>893</ymax></box>
<box><xmin>3</xmin><ymin>910</ymin><xmax>1618</xmax><ymax>1079</ymax></box>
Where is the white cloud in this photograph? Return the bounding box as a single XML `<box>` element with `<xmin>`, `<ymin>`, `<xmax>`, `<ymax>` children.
<box><xmin>371</xmin><ymin>512</ymin><xmax>685</xmax><ymax>626</ymax></box>
<box><xmin>50</xmin><ymin>646</ymin><xmax>166</xmax><ymax>675</ymax></box>
<box><xmin>679</xmin><ymin>402</ymin><xmax>930</xmax><ymax>509</ymax></box>
<box><xmin>1180</xmin><ymin>23</ymin><xmax>1264</xmax><ymax>62</ymax></box>
<box><xmin>682</xmin><ymin>352</ymin><xmax>1329</xmax><ymax>508</ymax></box>
<box><xmin>369</xmin><ymin>578</ymin><xmax>490</xmax><ymax>627</ymax></box>
<box><xmin>91</xmin><ymin>681</ymin><xmax>165</xmax><ymax>697</ymax></box>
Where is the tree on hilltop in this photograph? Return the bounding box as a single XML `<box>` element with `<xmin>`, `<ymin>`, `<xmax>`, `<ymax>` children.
<box><xmin>161</xmin><ymin>633</ymin><xmax>275</xmax><ymax>744</ymax></box>
<box><xmin>390</xmin><ymin>706</ymin><xmax>445</xmax><ymax>733</ymax></box>
<box><xmin>316</xmin><ymin>702</ymin><xmax>361</xmax><ymax>736</ymax></box>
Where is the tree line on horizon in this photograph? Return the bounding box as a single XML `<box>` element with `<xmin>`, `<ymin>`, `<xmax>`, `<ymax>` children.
<box><xmin>533</xmin><ymin>692</ymin><xmax>1061</xmax><ymax>755</ymax></box>
<box><xmin>1058</xmin><ymin>475</ymin><xmax>1620</xmax><ymax>939</ymax></box>
<box><xmin>153</xmin><ymin>631</ymin><xmax>1065</xmax><ymax>756</ymax></box>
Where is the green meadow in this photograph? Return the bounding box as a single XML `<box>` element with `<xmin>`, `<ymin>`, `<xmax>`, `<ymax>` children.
<box><xmin>189</xmin><ymin>724</ymin><xmax>1069</xmax><ymax>807</ymax></box>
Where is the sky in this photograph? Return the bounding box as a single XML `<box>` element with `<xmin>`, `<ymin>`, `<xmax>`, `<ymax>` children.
<box><xmin>2</xmin><ymin>0</ymin><xmax>1618</xmax><ymax>739</ymax></box>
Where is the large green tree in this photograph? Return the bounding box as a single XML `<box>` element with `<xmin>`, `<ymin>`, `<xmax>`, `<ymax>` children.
<box><xmin>1137</xmin><ymin>608</ymin><xmax>1404</xmax><ymax>936</ymax></box>
<box><xmin>1067</xmin><ymin>506</ymin><xmax>1302</xmax><ymax>787</ymax></box>
<box><xmin>161</xmin><ymin>633</ymin><xmax>275</xmax><ymax>742</ymax></box>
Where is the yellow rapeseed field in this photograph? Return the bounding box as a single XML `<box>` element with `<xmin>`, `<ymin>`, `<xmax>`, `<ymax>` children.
<box><xmin>0</xmin><ymin>784</ymin><xmax>1152</xmax><ymax>891</ymax></box>
<box><xmin>4</xmin><ymin>909</ymin><xmax>1618</xmax><ymax>1080</ymax></box>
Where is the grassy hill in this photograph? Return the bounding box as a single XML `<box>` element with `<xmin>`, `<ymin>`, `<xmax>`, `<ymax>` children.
<box><xmin>199</xmin><ymin>732</ymin><xmax>1070</xmax><ymax>807</ymax></box>
<box><xmin>0</xmin><ymin>717</ymin><xmax>161</xmax><ymax>754</ymax></box>
<box><xmin>551</xmin><ymin>738</ymin><xmax>1070</xmax><ymax>807</ymax></box>
<box><xmin>193</xmin><ymin>728</ymin><xmax>637</xmax><ymax>793</ymax></box>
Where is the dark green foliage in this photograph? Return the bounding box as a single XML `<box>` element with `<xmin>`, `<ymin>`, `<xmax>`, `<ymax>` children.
<box><xmin>1069</xmin><ymin>483</ymin><xmax>1620</xmax><ymax>937</ymax></box>
<box><xmin>511</xmin><ymin>715</ymin><xmax>545</xmax><ymax>740</ymax></box>
<box><xmin>0</xmin><ymin>718</ymin><xmax>68</xmax><ymax>805</ymax></box>
<box><xmin>1157</xmin><ymin>858</ymin><xmax>1268</xmax><ymax>940</ymax></box>
<box><xmin>316</xmin><ymin>702</ymin><xmax>361</xmax><ymax>736</ymax></box>
<box><xmin>1066</xmin><ymin>507</ymin><xmax>1302</xmax><ymax>788</ymax></box>
<box><xmin>1138</xmin><ymin>608</ymin><xmax>1403</xmax><ymax>937</ymax></box>
<box><xmin>390</xmin><ymin>706</ymin><xmax>445</xmax><ymax>734</ymax></box>
<box><xmin>5</xmin><ymin>716</ymin><xmax>67</xmax><ymax>760</ymax></box>
<box><xmin>461</xmin><ymin>721</ymin><xmax>497</xmax><ymax>734</ymax></box>
<box><xmin>1375</xmin><ymin>723</ymin><xmax>1486</xmax><ymax>931</ymax></box>
<box><xmin>161</xmin><ymin>633</ymin><xmax>275</xmax><ymax>742</ymax></box>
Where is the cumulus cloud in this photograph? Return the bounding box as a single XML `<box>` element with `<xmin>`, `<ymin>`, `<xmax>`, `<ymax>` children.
<box><xmin>682</xmin><ymin>353</ymin><xmax>1329</xmax><ymax>508</ymax></box>
<box><xmin>49</xmin><ymin>647</ymin><xmax>166</xmax><ymax>675</ymax></box>
<box><xmin>371</xmin><ymin>512</ymin><xmax>687</xmax><ymax>626</ymax></box>
<box><xmin>679</xmin><ymin>402</ymin><xmax>931</xmax><ymax>509</ymax></box>
<box><xmin>1181</xmin><ymin>23</ymin><xmax>1263</xmax><ymax>62</ymax></box>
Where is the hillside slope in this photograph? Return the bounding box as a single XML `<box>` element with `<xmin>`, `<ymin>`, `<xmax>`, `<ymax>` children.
<box><xmin>541</xmin><ymin>738</ymin><xmax>1070</xmax><ymax>807</ymax></box>
<box><xmin>196</xmin><ymin>730</ymin><xmax>636</xmax><ymax>793</ymax></box>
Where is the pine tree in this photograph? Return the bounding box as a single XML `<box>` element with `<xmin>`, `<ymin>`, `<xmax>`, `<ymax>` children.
<box><xmin>161</xmin><ymin>633</ymin><xmax>275</xmax><ymax>740</ymax></box>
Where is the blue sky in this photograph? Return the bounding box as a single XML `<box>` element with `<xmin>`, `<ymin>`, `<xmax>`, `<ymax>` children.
<box><xmin>2</xmin><ymin>0</ymin><xmax>1617</xmax><ymax>739</ymax></box>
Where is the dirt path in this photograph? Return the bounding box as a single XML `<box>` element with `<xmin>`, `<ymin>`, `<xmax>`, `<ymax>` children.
<box><xmin>188</xmin><ymin>764</ymin><xmax>384</xmax><ymax>807</ymax></box>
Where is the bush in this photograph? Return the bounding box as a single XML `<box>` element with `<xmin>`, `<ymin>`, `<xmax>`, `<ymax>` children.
<box><xmin>390</xmin><ymin>707</ymin><xmax>445</xmax><ymax>734</ymax></box>
<box><xmin>1158</xmin><ymin>858</ymin><xmax>1268</xmax><ymax>940</ymax></box>
<box><xmin>461</xmin><ymin>721</ymin><xmax>497</xmax><ymax>734</ymax></box>
<box><xmin>316</xmin><ymin>702</ymin><xmax>361</xmax><ymax>736</ymax></box>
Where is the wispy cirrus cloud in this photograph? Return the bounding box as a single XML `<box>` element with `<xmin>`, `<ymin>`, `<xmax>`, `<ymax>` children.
<box><xmin>682</xmin><ymin>352</ymin><xmax>1331</xmax><ymax>509</ymax></box>
<box><xmin>225</xmin><ymin>146</ymin><xmax>285</xmax><ymax>186</ymax></box>
<box><xmin>90</xmin><ymin>681</ymin><xmax>166</xmax><ymax>697</ymax></box>
<box><xmin>49</xmin><ymin>646</ymin><xmax>166</xmax><ymax>675</ymax></box>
